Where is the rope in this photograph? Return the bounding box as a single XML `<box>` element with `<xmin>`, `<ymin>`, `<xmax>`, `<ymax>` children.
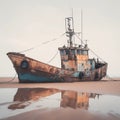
<box><xmin>105</xmin><ymin>74</ymin><xmax>114</xmax><ymax>81</ymax></box>
<box><xmin>2</xmin><ymin>74</ymin><xmax>17</xmax><ymax>83</ymax></box>
<box><xmin>7</xmin><ymin>74</ymin><xmax>17</xmax><ymax>83</ymax></box>
<box><xmin>75</xmin><ymin>33</ymin><xmax>106</xmax><ymax>63</ymax></box>
<box><xmin>89</xmin><ymin>49</ymin><xmax>106</xmax><ymax>63</ymax></box>
<box><xmin>47</xmin><ymin>51</ymin><xmax>59</xmax><ymax>63</ymax></box>
<box><xmin>75</xmin><ymin>33</ymin><xmax>84</xmax><ymax>45</ymax></box>
<box><xmin>19</xmin><ymin>33</ymin><xmax>65</xmax><ymax>53</ymax></box>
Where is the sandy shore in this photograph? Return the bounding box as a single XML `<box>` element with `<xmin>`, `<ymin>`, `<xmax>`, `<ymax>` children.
<box><xmin>0</xmin><ymin>77</ymin><xmax>120</xmax><ymax>96</ymax></box>
<box><xmin>1</xmin><ymin>108</ymin><xmax>120</xmax><ymax>120</ymax></box>
<box><xmin>0</xmin><ymin>77</ymin><xmax>120</xmax><ymax>120</ymax></box>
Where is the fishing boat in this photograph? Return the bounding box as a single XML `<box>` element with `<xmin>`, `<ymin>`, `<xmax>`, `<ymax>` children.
<box><xmin>7</xmin><ymin>17</ymin><xmax>107</xmax><ymax>83</ymax></box>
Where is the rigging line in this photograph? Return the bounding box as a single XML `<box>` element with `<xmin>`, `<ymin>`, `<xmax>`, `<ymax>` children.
<box><xmin>75</xmin><ymin>33</ymin><xmax>85</xmax><ymax>45</ymax></box>
<box><xmin>18</xmin><ymin>47</ymin><xmax>35</xmax><ymax>53</ymax></box>
<box><xmin>47</xmin><ymin>51</ymin><xmax>59</xmax><ymax>63</ymax></box>
<box><xmin>106</xmin><ymin>74</ymin><xmax>114</xmax><ymax>81</ymax></box>
<box><xmin>19</xmin><ymin>32</ymin><xmax>66</xmax><ymax>53</ymax></box>
<box><xmin>89</xmin><ymin>49</ymin><xmax>106</xmax><ymax>63</ymax></box>
<box><xmin>75</xmin><ymin>33</ymin><xmax>106</xmax><ymax>62</ymax></box>
<box><xmin>3</xmin><ymin>74</ymin><xmax>17</xmax><ymax>83</ymax></box>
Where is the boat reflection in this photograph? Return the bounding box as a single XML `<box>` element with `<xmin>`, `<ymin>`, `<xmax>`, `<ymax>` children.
<box><xmin>8</xmin><ymin>88</ymin><xmax>60</xmax><ymax>110</ymax></box>
<box><xmin>61</xmin><ymin>91</ymin><xmax>99</xmax><ymax>109</ymax></box>
<box><xmin>8</xmin><ymin>88</ymin><xmax>99</xmax><ymax>110</ymax></box>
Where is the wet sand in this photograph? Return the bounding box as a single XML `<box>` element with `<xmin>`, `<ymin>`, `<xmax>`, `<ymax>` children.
<box><xmin>0</xmin><ymin>77</ymin><xmax>120</xmax><ymax>120</ymax></box>
<box><xmin>2</xmin><ymin>108</ymin><xmax>120</xmax><ymax>120</ymax></box>
<box><xmin>0</xmin><ymin>77</ymin><xmax>120</xmax><ymax>96</ymax></box>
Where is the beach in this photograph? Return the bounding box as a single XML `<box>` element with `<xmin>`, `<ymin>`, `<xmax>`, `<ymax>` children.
<box><xmin>0</xmin><ymin>77</ymin><xmax>120</xmax><ymax>95</ymax></box>
<box><xmin>0</xmin><ymin>77</ymin><xmax>120</xmax><ymax>120</ymax></box>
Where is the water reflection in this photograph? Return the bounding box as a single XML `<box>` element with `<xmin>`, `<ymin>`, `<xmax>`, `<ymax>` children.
<box><xmin>7</xmin><ymin>88</ymin><xmax>99</xmax><ymax>110</ymax></box>
<box><xmin>0</xmin><ymin>88</ymin><xmax>120</xmax><ymax>119</ymax></box>
<box><xmin>8</xmin><ymin>88</ymin><xmax>60</xmax><ymax>110</ymax></box>
<box><xmin>61</xmin><ymin>91</ymin><xmax>99</xmax><ymax>109</ymax></box>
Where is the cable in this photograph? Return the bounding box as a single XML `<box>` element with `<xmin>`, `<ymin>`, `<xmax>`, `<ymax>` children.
<box><xmin>47</xmin><ymin>51</ymin><xmax>59</xmax><ymax>63</ymax></box>
<box><xmin>89</xmin><ymin>49</ymin><xmax>106</xmax><ymax>63</ymax></box>
<box><xmin>75</xmin><ymin>33</ymin><xmax>106</xmax><ymax>63</ymax></box>
<box><xmin>105</xmin><ymin>74</ymin><xmax>114</xmax><ymax>81</ymax></box>
<box><xmin>8</xmin><ymin>74</ymin><xmax>17</xmax><ymax>82</ymax></box>
<box><xmin>2</xmin><ymin>74</ymin><xmax>17</xmax><ymax>83</ymax></box>
<box><xmin>19</xmin><ymin>33</ymin><xmax>65</xmax><ymax>53</ymax></box>
<box><xmin>75</xmin><ymin>33</ymin><xmax>84</xmax><ymax>45</ymax></box>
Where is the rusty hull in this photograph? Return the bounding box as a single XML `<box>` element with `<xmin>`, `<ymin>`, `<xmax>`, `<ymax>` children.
<box><xmin>7</xmin><ymin>52</ymin><xmax>107</xmax><ymax>83</ymax></box>
<box><xmin>7</xmin><ymin>52</ymin><xmax>74</xmax><ymax>82</ymax></box>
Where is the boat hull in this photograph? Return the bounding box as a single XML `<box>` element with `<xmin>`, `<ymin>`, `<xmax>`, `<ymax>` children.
<box><xmin>7</xmin><ymin>52</ymin><xmax>107</xmax><ymax>83</ymax></box>
<box><xmin>18</xmin><ymin>73</ymin><xmax>56</xmax><ymax>83</ymax></box>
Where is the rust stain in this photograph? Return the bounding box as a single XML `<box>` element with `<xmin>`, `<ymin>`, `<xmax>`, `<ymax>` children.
<box><xmin>76</xmin><ymin>55</ymin><xmax>88</xmax><ymax>62</ymax></box>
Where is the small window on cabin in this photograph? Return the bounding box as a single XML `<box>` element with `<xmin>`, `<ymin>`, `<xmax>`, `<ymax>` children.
<box><xmin>77</xmin><ymin>50</ymin><xmax>81</xmax><ymax>54</ymax></box>
<box><xmin>82</xmin><ymin>50</ymin><xmax>88</xmax><ymax>55</ymax></box>
<box><xmin>60</xmin><ymin>50</ymin><xmax>65</xmax><ymax>55</ymax></box>
<box><xmin>65</xmin><ymin>49</ymin><xmax>69</xmax><ymax>55</ymax></box>
<box><xmin>71</xmin><ymin>49</ymin><xmax>75</xmax><ymax>54</ymax></box>
<box><xmin>81</xmin><ymin>50</ymin><xmax>83</xmax><ymax>55</ymax></box>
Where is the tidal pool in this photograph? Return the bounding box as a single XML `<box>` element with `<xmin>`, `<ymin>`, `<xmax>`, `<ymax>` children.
<box><xmin>0</xmin><ymin>88</ymin><xmax>120</xmax><ymax>119</ymax></box>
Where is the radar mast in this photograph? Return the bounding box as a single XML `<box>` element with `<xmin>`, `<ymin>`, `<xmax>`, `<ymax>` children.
<box><xmin>65</xmin><ymin>17</ymin><xmax>74</xmax><ymax>47</ymax></box>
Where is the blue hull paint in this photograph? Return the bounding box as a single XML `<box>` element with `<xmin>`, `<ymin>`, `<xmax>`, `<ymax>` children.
<box><xmin>18</xmin><ymin>73</ymin><xmax>59</xmax><ymax>83</ymax></box>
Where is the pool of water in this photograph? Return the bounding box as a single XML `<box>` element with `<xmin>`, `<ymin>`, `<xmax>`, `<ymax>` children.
<box><xmin>0</xmin><ymin>88</ymin><xmax>120</xmax><ymax>119</ymax></box>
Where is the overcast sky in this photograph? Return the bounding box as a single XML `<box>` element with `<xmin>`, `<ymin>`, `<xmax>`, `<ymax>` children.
<box><xmin>0</xmin><ymin>0</ymin><xmax>120</xmax><ymax>77</ymax></box>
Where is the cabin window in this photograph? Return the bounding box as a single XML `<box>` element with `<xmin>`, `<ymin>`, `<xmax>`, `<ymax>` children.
<box><xmin>60</xmin><ymin>50</ymin><xmax>65</xmax><ymax>55</ymax></box>
<box><xmin>65</xmin><ymin>49</ymin><xmax>70</xmax><ymax>55</ymax></box>
<box><xmin>82</xmin><ymin>50</ymin><xmax>88</xmax><ymax>55</ymax></box>
<box><xmin>88</xmin><ymin>60</ymin><xmax>95</xmax><ymax>70</ymax></box>
<box><xmin>77</xmin><ymin>50</ymin><xmax>81</xmax><ymax>54</ymax></box>
<box><xmin>71</xmin><ymin>49</ymin><xmax>75</xmax><ymax>54</ymax></box>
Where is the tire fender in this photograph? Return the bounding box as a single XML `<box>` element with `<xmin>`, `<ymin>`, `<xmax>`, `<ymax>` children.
<box><xmin>20</xmin><ymin>60</ymin><xmax>29</xmax><ymax>69</ymax></box>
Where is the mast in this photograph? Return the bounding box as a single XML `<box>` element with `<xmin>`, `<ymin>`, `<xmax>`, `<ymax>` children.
<box><xmin>81</xmin><ymin>9</ymin><xmax>83</xmax><ymax>45</ymax></box>
<box><xmin>65</xmin><ymin>17</ymin><xmax>74</xmax><ymax>47</ymax></box>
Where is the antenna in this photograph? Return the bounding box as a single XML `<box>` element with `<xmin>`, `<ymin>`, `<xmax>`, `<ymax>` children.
<box><xmin>71</xmin><ymin>8</ymin><xmax>73</xmax><ymax>18</ymax></box>
<box><xmin>65</xmin><ymin>17</ymin><xmax>74</xmax><ymax>47</ymax></box>
<box><xmin>81</xmin><ymin>9</ymin><xmax>83</xmax><ymax>45</ymax></box>
<box><xmin>71</xmin><ymin>8</ymin><xmax>74</xmax><ymax>34</ymax></box>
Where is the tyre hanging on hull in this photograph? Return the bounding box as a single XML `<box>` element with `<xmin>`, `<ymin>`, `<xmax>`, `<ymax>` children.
<box><xmin>20</xmin><ymin>60</ymin><xmax>29</xmax><ymax>69</ymax></box>
<box><xmin>79</xmin><ymin>72</ymin><xmax>84</xmax><ymax>79</ymax></box>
